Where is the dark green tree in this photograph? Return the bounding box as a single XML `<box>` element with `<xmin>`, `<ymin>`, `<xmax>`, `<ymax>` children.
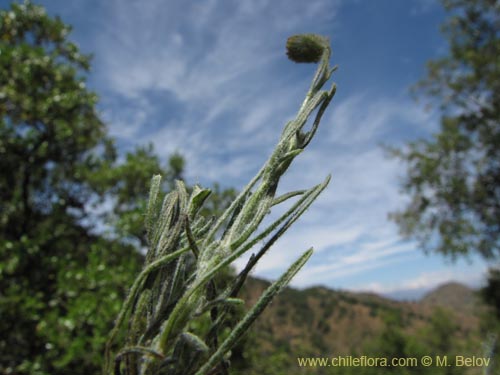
<box><xmin>362</xmin><ymin>312</ymin><xmax>427</xmax><ymax>375</ymax></box>
<box><xmin>388</xmin><ymin>0</ymin><xmax>500</xmax><ymax>260</ymax></box>
<box><xmin>0</xmin><ymin>2</ymin><xmax>145</xmax><ymax>373</ymax></box>
<box><xmin>0</xmin><ymin>2</ymin><xmax>235</xmax><ymax>374</ymax></box>
<box><xmin>482</xmin><ymin>268</ymin><xmax>500</xmax><ymax>320</ymax></box>
<box><xmin>389</xmin><ymin>3</ymin><xmax>500</xmax><ymax>371</ymax></box>
<box><xmin>480</xmin><ymin>265</ymin><xmax>500</xmax><ymax>373</ymax></box>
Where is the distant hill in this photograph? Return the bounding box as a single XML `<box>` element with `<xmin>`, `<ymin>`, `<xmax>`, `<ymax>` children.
<box><xmin>233</xmin><ymin>277</ymin><xmax>487</xmax><ymax>374</ymax></box>
<box><xmin>421</xmin><ymin>282</ymin><xmax>481</xmax><ymax>315</ymax></box>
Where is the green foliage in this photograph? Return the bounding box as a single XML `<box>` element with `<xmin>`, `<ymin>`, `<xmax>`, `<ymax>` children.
<box><xmin>230</xmin><ymin>280</ymin><xmax>483</xmax><ymax>375</ymax></box>
<box><xmin>423</xmin><ymin>308</ymin><xmax>458</xmax><ymax>355</ymax></box>
<box><xmin>389</xmin><ymin>3</ymin><xmax>500</xmax><ymax>369</ymax></box>
<box><xmin>480</xmin><ymin>267</ymin><xmax>500</xmax><ymax>374</ymax></box>
<box><xmin>0</xmin><ymin>2</ymin><xmax>235</xmax><ymax>374</ymax></box>
<box><xmin>388</xmin><ymin>0</ymin><xmax>500</xmax><ymax>260</ymax></box>
<box><xmin>348</xmin><ymin>308</ymin><xmax>467</xmax><ymax>375</ymax></box>
<box><xmin>100</xmin><ymin>145</ymin><xmax>184</xmax><ymax>246</ymax></box>
<box><xmin>106</xmin><ymin>34</ymin><xmax>336</xmax><ymax>375</ymax></box>
<box><xmin>482</xmin><ymin>267</ymin><xmax>500</xmax><ymax>320</ymax></box>
<box><xmin>0</xmin><ymin>2</ymin><xmax>126</xmax><ymax>373</ymax></box>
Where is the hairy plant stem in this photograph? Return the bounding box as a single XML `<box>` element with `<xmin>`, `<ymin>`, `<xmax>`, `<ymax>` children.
<box><xmin>105</xmin><ymin>33</ymin><xmax>337</xmax><ymax>375</ymax></box>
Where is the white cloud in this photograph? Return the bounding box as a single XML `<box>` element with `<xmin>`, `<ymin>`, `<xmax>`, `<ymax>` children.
<box><xmin>95</xmin><ymin>0</ymin><xmax>339</xmax><ymax>102</ymax></box>
<box><xmin>90</xmin><ymin>0</ymin><xmax>342</xmax><ymax>186</ymax></box>
<box><xmin>291</xmin><ymin>252</ymin><xmax>419</xmax><ymax>288</ymax></box>
<box><xmin>326</xmin><ymin>93</ymin><xmax>435</xmax><ymax>147</ymax></box>
<box><xmin>355</xmin><ymin>265</ymin><xmax>488</xmax><ymax>295</ymax></box>
<box><xmin>288</xmin><ymin>240</ymin><xmax>418</xmax><ymax>286</ymax></box>
<box><xmin>410</xmin><ymin>0</ymin><xmax>439</xmax><ymax>16</ymax></box>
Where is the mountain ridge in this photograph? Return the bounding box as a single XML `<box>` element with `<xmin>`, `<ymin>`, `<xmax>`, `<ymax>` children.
<box><xmin>234</xmin><ymin>277</ymin><xmax>485</xmax><ymax>374</ymax></box>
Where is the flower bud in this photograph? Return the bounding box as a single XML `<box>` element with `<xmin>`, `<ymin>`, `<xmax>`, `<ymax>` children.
<box><xmin>286</xmin><ymin>34</ymin><xmax>328</xmax><ymax>63</ymax></box>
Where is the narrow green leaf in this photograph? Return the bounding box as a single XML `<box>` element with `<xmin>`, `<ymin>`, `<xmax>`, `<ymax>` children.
<box><xmin>146</xmin><ymin>175</ymin><xmax>162</xmax><ymax>246</ymax></box>
<box><xmin>194</xmin><ymin>248</ymin><xmax>313</xmax><ymax>375</ymax></box>
<box><xmin>188</xmin><ymin>185</ymin><xmax>211</xmax><ymax>219</ymax></box>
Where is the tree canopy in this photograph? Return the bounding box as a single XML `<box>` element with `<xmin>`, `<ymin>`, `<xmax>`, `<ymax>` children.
<box><xmin>389</xmin><ymin>0</ymin><xmax>500</xmax><ymax>260</ymax></box>
<box><xmin>0</xmin><ymin>2</ymin><xmax>234</xmax><ymax>374</ymax></box>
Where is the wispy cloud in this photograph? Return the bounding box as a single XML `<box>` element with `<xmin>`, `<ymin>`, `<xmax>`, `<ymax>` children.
<box><xmin>290</xmin><ymin>240</ymin><xmax>418</xmax><ymax>287</ymax></box>
<box><xmin>94</xmin><ymin>0</ymin><xmax>338</xmax><ymax>101</ymax></box>
<box><xmin>89</xmin><ymin>0</ymin><xmax>341</xmax><ymax>185</ymax></box>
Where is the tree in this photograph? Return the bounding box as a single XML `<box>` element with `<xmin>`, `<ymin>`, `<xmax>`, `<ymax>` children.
<box><xmin>0</xmin><ymin>2</ymin><xmax>142</xmax><ymax>373</ymax></box>
<box><xmin>482</xmin><ymin>268</ymin><xmax>500</xmax><ymax>320</ymax></box>
<box><xmin>389</xmin><ymin>3</ymin><xmax>500</xmax><ymax>365</ymax></box>
<box><xmin>389</xmin><ymin>0</ymin><xmax>500</xmax><ymax>260</ymax></box>
<box><xmin>361</xmin><ymin>312</ymin><xmax>426</xmax><ymax>375</ymax></box>
<box><xmin>0</xmin><ymin>2</ymin><xmax>236</xmax><ymax>374</ymax></box>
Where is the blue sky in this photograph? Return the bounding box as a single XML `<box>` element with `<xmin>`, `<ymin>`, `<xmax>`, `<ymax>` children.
<box><xmin>6</xmin><ymin>0</ymin><xmax>489</xmax><ymax>298</ymax></box>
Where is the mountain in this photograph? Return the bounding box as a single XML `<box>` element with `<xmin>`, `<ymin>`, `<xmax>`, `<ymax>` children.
<box><xmin>232</xmin><ymin>277</ymin><xmax>488</xmax><ymax>375</ymax></box>
<box><xmin>421</xmin><ymin>282</ymin><xmax>481</xmax><ymax>315</ymax></box>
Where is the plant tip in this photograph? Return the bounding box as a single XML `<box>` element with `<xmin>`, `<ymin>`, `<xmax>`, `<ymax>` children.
<box><xmin>286</xmin><ymin>34</ymin><xmax>328</xmax><ymax>63</ymax></box>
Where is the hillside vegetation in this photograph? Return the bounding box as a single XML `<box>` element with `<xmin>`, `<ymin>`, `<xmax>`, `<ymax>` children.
<box><xmin>233</xmin><ymin>278</ymin><xmax>490</xmax><ymax>375</ymax></box>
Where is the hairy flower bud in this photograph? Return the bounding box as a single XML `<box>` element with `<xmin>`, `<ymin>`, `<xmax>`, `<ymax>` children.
<box><xmin>286</xmin><ymin>34</ymin><xmax>328</xmax><ymax>63</ymax></box>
